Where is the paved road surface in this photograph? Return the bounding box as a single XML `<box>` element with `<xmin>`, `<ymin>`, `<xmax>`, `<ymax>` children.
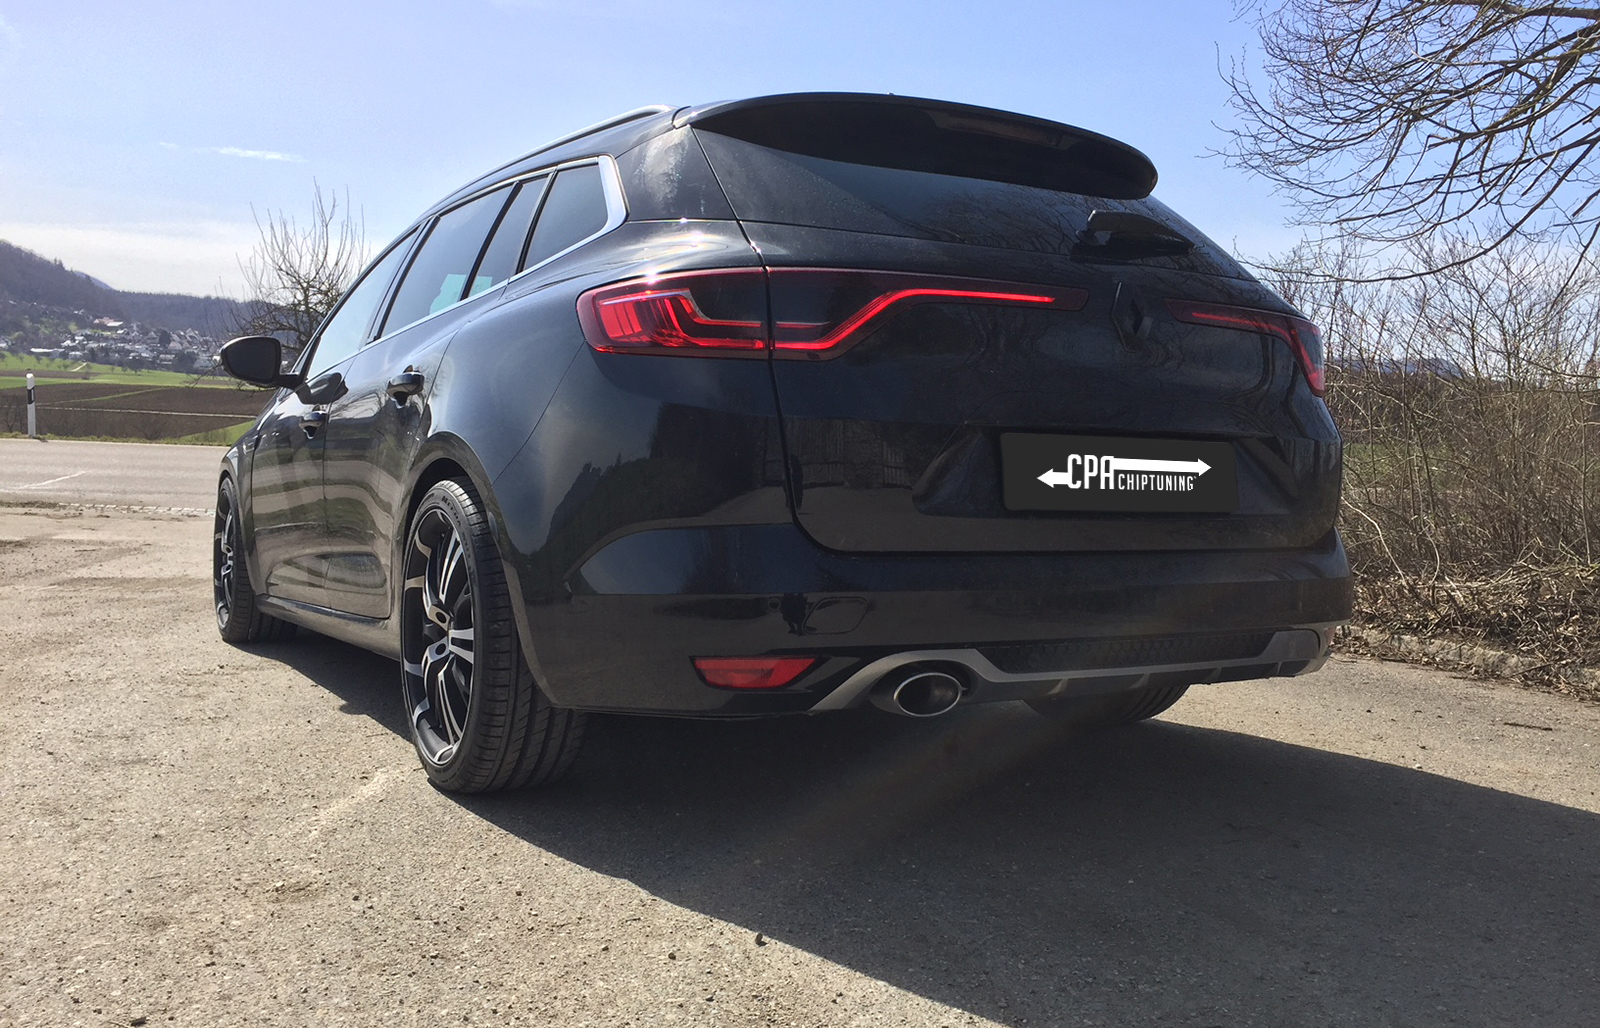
<box><xmin>2</xmin><ymin>508</ymin><xmax>1599</xmax><ymax>1027</ymax></box>
<box><xmin>0</xmin><ymin>437</ymin><xmax>225</xmax><ymax>510</ymax></box>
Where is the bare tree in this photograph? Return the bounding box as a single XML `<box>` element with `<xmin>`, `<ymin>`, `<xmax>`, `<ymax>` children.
<box><xmin>233</xmin><ymin>184</ymin><xmax>366</xmax><ymax>354</ymax></box>
<box><xmin>1225</xmin><ymin>2</ymin><xmax>1600</xmax><ymax>277</ymax></box>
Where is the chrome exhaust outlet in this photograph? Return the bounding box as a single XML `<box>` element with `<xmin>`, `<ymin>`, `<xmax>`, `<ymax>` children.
<box><xmin>870</xmin><ymin>666</ymin><xmax>965</xmax><ymax>718</ymax></box>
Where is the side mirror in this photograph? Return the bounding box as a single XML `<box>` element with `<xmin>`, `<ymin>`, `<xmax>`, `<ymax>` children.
<box><xmin>219</xmin><ymin>336</ymin><xmax>304</xmax><ymax>390</ymax></box>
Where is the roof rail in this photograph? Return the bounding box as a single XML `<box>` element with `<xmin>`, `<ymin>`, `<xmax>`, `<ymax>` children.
<box><xmin>461</xmin><ymin>106</ymin><xmax>676</xmax><ymax>193</ymax></box>
<box><xmin>529</xmin><ymin>105</ymin><xmax>676</xmax><ymax>158</ymax></box>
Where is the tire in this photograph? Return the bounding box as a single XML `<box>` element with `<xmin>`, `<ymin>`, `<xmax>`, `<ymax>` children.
<box><xmin>400</xmin><ymin>478</ymin><xmax>586</xmax><ymax>793</ymax></box>
<box><xmin>1026</xmin><ymin>682</ymin><xmax>1190</xmax><ymax>730</ymax></box>
<box><xmin>213</xmin><ymin>476</ymin><xmax>297</xmax><ymax>643</ymax></box>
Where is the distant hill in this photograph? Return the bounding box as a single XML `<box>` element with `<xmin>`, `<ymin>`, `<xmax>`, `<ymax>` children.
<box><xmin>0</xmin><ymin>240</ymin><xmax>116</xmax><ymax>315</ymax></box>
<box><xmin>0</xmin><ymin>239</ymin><xmax>244</xmax><ymax>335</ymax></box>
<box><xmin>117</xmin><ymin>292</ymin><xmax>241</xmax><ymax>337</ymax></box>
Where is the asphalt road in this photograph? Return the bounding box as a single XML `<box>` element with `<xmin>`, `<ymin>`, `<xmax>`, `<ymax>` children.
<box><xmin>0</xmin><ymin>437</ymin><xmax>225</xmax><ymax>510</ymax></box>
<box><xmin>1</xmin><ymin>506</ymin><xmax>1598</xmax><ymax>1027</ymax></box>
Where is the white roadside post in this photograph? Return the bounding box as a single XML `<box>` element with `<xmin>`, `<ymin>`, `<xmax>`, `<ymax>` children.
<box><xmin>25</xmin><ymin>372</ymin><xmax>37</xmax><ymax>438</ymax></box>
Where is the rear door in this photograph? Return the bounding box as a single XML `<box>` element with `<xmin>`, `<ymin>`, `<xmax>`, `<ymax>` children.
<box><xmin>691</xmin><ymin>110</ymin><xmax>1341</xmax><ymax>554</ymax></box>
<box><xmin>319</xmin><ymin>180</ymin><xmax>537</xmax><ymax>617</ymax></box>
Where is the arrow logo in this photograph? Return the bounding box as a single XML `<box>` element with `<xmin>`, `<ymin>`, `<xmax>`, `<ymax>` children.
<box><xmin>1037</xmin><ymin>456</ymin><xmax>1211</xmax><ymax>488</ymax></box>
<box><xmin>1109</xmin><ymin>457</ymin><xmax>1210</xmax><ymax>476</ymax></box>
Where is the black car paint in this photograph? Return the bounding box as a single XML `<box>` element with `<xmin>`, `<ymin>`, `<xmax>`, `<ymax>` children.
<box><xmin>221</xmin><ymin>95</ymin><xmax>1351</xmax><ymax>716</ymax></box>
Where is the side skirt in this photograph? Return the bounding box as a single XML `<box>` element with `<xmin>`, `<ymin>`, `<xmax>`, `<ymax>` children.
<box><xmin>257</xmin><ymin>595</ymin><xmax>401</xmax><ymax>661</ymax></box>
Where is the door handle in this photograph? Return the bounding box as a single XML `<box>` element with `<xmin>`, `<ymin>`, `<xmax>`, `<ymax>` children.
<box><xmin>386</xmin><ymin>371</ymin><xmax>425</xmax><ymax>405</ymax></box>
<box><xmin>299</xmin><ymin>409</ymin><xmax>328</xmax><ymax>437</ymax></box>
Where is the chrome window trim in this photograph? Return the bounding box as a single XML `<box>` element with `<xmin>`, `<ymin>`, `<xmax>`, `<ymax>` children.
<box><xmin>295</xmin><ymin>226</ymin><xmax>423</xmax><ymax>376</ymax></box>
<box><xmin>370</xmin><ymin>155</ymin><xmax>626</xmax><ymax>344</ymax></box>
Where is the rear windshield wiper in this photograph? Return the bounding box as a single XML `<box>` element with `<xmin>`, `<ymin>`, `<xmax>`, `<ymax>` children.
<box><xmin>1075</xmin><ymin>209</ymin><xmax>1194</xmax><ymax>259</ymax></box>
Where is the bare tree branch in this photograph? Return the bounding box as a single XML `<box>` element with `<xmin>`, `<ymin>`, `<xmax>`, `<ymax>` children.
<box><xmin>1225</xmin><ymin>1</ymin><xmax>1600</xmax><ymax>276</ymax></box>
<box><xmin>232</xmin><ymin>183</ymin><xmax>366</xmax><ymax>356</ymax></box>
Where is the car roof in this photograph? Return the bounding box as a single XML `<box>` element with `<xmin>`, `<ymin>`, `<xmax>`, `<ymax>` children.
<box><xmin>419</xmin><ymin>92</ymin><xmax>1158</xmax><ymax>223</ymax></box>
<box><xmin>421</xmin><ymin>105</ymin><xmax>680</xmax><ymax>220</ymax></box>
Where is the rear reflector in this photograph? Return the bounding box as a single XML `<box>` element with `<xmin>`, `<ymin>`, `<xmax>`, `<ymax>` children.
<box><xmin>693</xmin><ymin>656</ymin><xmax>818</xmax><ymax>689</ymax></box>
<box><xmin>1167</xmin><ymin>299</ymin><xmax>1326</xmax><ymax>396</ymax></box>
<box><xmin>578</xmin><ymin>268</ymin><xmax>1085</xmax><ymax>358</ymax></box>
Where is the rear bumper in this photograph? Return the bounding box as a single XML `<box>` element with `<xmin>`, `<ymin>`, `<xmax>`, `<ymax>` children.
<box><xmin>520</xmin><ymin>523</ymin><xmax>1352</xmax><ymax>715</ymax></box>
<box><xmin>812</xmin><ymin>627</ymin><xmax>1334</xmax><ymax>711</ymax></box>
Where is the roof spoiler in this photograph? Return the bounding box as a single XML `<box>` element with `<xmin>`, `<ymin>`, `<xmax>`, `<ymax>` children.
<box><xmin>677</xmin><ymin>93</ymin><xmax>1157</xmax><ymax>200</ymax></box>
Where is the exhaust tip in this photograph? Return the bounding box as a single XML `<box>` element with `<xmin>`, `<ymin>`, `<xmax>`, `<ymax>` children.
<box><xmin>871</xmin><ymin>666</ymin><xmax>965</xmax><ymax>717</ymax></box>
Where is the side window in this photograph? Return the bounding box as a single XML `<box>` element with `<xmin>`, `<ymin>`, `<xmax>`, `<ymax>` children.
<box><xmin>304</xmin><ymin>231</ymin><xmax>416</xmax><ymax>379</ymax></box>
<box><xmin>381</xmin><ymin>186</ymin><xmax>511</xmax><ymax>335</ymax></box>
<box><xmin>523</xmin><ymin>164</ymin><xmax>610</xmax><ymax>268</ymax></box>
<box><xmin>467</xmin><ymin>176</ymin><xmax>547</xmax><ymax>298</ymax></box>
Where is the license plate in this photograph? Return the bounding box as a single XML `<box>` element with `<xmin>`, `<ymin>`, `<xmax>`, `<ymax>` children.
<box><xmin>1001</xmin><ymin>433</ymin><xmax>1238</xmax><ymax>513</ymax></box>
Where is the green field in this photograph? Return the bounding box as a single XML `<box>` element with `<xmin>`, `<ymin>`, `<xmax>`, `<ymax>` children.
<box><xmin>170</xmin><ymin>420</ymin><xmax>256</xmax><ymax>446</ymax></box>
<box><xmin>0</xmin><ymin>352</ymin><xmax>235</xmax><ymax>389</ymax></box>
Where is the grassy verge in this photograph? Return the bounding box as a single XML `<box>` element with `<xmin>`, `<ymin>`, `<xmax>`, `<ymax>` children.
<box><xmin>0</xmin><ymin>374</ymin><xmax>239</xmax><ymax>391</ymax></box>
<box><xmin>0</xmin><ymin>424</ymin><xmax>252</xmax><ymax>446</ymax></box>
<box><xmin>169</xmin><ymin>421</ymin><xmax>255</xmax><ymax>446</ymax></box>
<box><xmin>1345</xmin><ymin>563</ymin><xmax>1600</xmax><ymax>702</ymax></box>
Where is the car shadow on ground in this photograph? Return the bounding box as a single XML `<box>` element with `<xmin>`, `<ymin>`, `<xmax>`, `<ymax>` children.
<box><xmin>281</xmin><ymin>635</ymin><xmax>1600</xmax><ymax>1026</ymax></box>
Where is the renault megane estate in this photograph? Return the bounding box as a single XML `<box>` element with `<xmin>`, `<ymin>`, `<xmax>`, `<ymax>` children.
<box><xmin>213</xmin><ymin>93</ymin><xmax>1351</xmax><ymax>793</ymax></box>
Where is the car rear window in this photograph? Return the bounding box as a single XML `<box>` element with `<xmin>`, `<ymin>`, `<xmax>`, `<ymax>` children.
<box><xmin>383</xmin><ymin>186</ymin><xmax>512</xmax><ymax>334</ymax></box>
<box><xmin>693</xmin><ymin>130</ymin><xmax>1246</xmax><ymax>279</ymax></box>
<box><xmin>469</xmin><ymin>176</ymin><xmax>547</xmax><ymax>297</ymax></box>
<box><xmin>523</xmin><ymin>165</ymin><xmax>610</xmax><ymax>268</ymax></box>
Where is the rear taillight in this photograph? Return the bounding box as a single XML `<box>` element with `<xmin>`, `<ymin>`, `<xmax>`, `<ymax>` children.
<box><xmin>1167</xmin><ymin>299</ymin><xmax>1326</xmax><ymax>396</ymax></box>
<box><xmin>577</xmin><ymin>268</ymin><xmax>769</xmax><ymax>356</ymax></box>
<box><xmin>578</xmin><ymin>269</ymin><xmax>1085</xmax><ymax>359</ymax></box>
<box><xmin>769</xmin><ymin>270</ymin><xmax>1081</xmax><ymax>358</ymax></box>
<box><xmin>693</xmin><ymin>656</ymin><xmax>817</xmax><ymax>689</ymax></box>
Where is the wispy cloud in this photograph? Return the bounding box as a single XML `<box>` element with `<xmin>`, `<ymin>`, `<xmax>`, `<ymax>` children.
<box><xmin>211</xmin><ymin>146</ymin><xmax>305</xmax><ymax>163</ymax></box>
<box><xmin>157</xmin><ymin>141</ymin><xmax>306</xmax><ymax>163</ymax></box>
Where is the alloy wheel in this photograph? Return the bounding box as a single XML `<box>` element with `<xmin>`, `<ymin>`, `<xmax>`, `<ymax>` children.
<box><xmin>402</xmin><ymin>506</ymin><xmax>477</xmax><ymax>766</ymax></box>
<box><xmin>213</xmin><ymin>490</ymin><xmax>238</xmax><ymax>630</ymax></box>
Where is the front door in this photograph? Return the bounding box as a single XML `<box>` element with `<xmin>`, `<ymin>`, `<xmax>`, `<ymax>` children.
<box><xmin>243</xmin><ymin>230</ymin><xmax>419</xmax><ymax>610</ymax></box>
<box><xmin>246</xmin><ymin>385</ymin><xmax>327</xmax><ymax>604</ymax></box>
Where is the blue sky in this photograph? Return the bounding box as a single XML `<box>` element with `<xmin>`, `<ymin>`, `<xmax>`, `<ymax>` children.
<box><xmin>0</xmin><ymin>0</ymin><xmax>1297</xmax><ymax>295</ymax></box>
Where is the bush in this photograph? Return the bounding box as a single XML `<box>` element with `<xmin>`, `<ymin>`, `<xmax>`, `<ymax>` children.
<box><xmin>1270</xmin><ymin>234</ymin><xmax>1600</xmax><ymax>686</ymax></box>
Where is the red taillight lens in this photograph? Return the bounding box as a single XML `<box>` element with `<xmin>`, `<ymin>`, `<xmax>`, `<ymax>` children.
<box><xmin>693</xmin><ymin>656</ymin><xmax>818</xmax><ymax>690</ymax></box>
<box><xmin>770</xmin><ymin>269</ymin><xmax>1084</xmax><ymax>359</ymax></box>
<box><xmin>578</xmin><ymin>268</ymin><xmax>769</xmax><ymax>356</ymax></box>
<box><xmin>578</xmin><ymin>268</ymin><xmax>1086</xmax><ymax>359</ymax></box>
<box><xmin>1166</xmin><ymin>299</ymin><xmax>1326</xmax><ymax>396</ymax></box>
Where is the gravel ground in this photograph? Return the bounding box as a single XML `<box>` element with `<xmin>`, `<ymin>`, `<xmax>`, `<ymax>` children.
<box><xmin>2</xmin><ymin>506</ymin><xmax>1599</xmax><ymax>1028</ymax></box>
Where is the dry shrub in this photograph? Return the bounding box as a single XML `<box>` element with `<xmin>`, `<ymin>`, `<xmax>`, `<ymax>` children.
<box><xmin>1270</xmin><ymin>234</ymin><xmax>1600</xmax><ymax>681</ymax></box>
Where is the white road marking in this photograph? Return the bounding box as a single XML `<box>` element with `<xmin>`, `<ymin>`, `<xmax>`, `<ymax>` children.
<box><xmin>14</xmin><ymin>471</ymin><xmax>88</xmax><ymax>490</ymax></box>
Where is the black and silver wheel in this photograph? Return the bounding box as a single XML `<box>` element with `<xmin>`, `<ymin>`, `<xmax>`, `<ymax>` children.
<box><xmin>213</xmin><ymin>476</ymin><xmax>295</xmax><ymax>643</ymax></box>
<box><xmin>1026</xmin><ymin>682</ymin><xmax>1190</xmax><ymax>730</ymax></box>
<box><xmin>400</xmin><ymin>478</ymin><xmax>586</xmax><ymax>793</ymax></box>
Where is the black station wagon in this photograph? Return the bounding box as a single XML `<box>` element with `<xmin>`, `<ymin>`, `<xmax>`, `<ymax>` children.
<box><xmin>213</xmin><ymin>93</ymin><xmax>1352</xmax><ymax>792</ymax></box>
